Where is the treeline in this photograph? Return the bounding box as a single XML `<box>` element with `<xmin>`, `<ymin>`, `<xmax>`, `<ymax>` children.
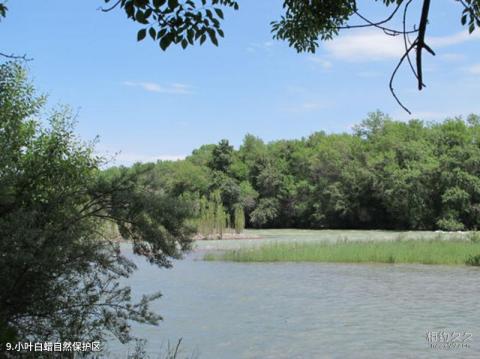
<box><xmin>131</xmin><ymin>112</ymin><xmax>480</xmax><ymax>231</ymax></box>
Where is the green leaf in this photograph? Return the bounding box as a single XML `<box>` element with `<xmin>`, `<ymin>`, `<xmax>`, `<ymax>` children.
<box><xmin>135</xmin><ymin>10</ymin><xmax>149</xmax><ymax>24</ymax></box>
<box><xmin>214</xmin><ymin>8</ymin><xmax>224</xmax><ymax>19</ymax></box>
<box><xmin>168</xmin><ymin>0</ymin><xmax>178</xmax><ymax>9</ymax></box>
<box><xmin>157</xmin><ymin>28</ymin><xmax>168</xmax><ymax>39</ymax></box>
<box><xmin>149</xmin><ymin>27</ymin><xmax>157</xmax><ymax>40</ymax></box>
<box><xmin>153</xmin><ymin>0</ymin><xmax>166</xmax><ymax>8</ymax></box>
<box><xmin>207</xmin><ymin>28</ymin><xmax>218</xmax><ymax>46</ymax></box>
<box><xmin>160</xmin><ymin>33</ymin><xmax>174</xmax><ymax>50</ymax></box>
<box><xmin>137</xmin><ymin>28</ymin><xmax>147</xmax><ymax>41</ymax></box>
<box><xmin>134</xmin><ymin>0</ymin><xmax>149</xmax><ymax>7</ymax></box>
<box><xmin>187</xmin><ymin>29</ymin><xmax>194</xmax><ymax>44</ymax></box>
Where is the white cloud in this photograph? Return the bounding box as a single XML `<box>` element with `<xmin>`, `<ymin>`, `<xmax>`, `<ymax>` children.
<box><xmin>324</xmin><ymin>29</ymin><xmax>480</xmax><ymax>62</ymax></box>
<box><xmin>308</xmin><ymin>57</ymin><xmax>333</xmax><ymax>69</ymax></box>
<box><xmin>285</xmin><ymin>85</ymin><xmax>309</xmax><ymax>94</ymax></box>
<box><xmin>284</xmin><ymin>101</ymin><xmax>328</xmax><ymax>113</ymax></box>
<box><xmin>467</xmin><ymin>63</ymin><xmax>480</xmax><ymax>75</ymax></box>
<box><xmin>440</xmin><ymin>53</ymin><xmax>466</xmax><ymax>62</ymax></box>
<box><xmin>123</xmin><ymin>81</ymin><xmax>192</xmax><ymax>94</ymax></box>
<box><xmin>246</xmin><ymin>41</ymin><xmax>275</xmax><ymax>53</ymax></box>
<box><xmin>356</xmin><ymin>70</ymin><xmax>382</xmax><ymax>77</ymax></box>
<box><xmin>113</xmin><ymin>152</ymin><xmax>186</xmax><ymax>166</ymax></box>
<box><xmin>301</xmin><ymin>102</ymin><xmax>324</xmax><ymax>110</ymax></box>
<box><xmin>324</xmin><ymin>30</ymin><xmax>403</xmax><ymax>61</ymax></box>
<box><xmin>153</xmin><ymin>154</ymin><xmax>186</xmax><ymax>162</ymax></box>
<box><xmin>429</xmin><ymin>31</ymin><xmax>480</xmax><ymax>47</ymax></box>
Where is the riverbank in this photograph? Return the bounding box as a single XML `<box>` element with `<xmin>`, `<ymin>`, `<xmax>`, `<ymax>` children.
<box><xmin>193</xmin><ymin>232</ymin><xmax>262</xmax><ymax>240</ymax></box>
<box><xmin>193</xmin><ymin>228</ymin><xmax>472</xmax><ymax>251</ymax></box>
<box><xmin>204</xmin><ymin>238</ymin><xmax>480</xmax><ymax>265</ymax></box>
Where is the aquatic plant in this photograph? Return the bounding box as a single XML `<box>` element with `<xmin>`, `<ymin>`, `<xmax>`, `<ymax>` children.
<box><xmin>205</xmin><ymin>239</ymin><xmax>480</xmax><ymax>266</ymax></box>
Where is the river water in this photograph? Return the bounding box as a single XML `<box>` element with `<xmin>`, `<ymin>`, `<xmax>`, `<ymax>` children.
<box><xmin>109</xmin><ymin>230</ymin><xmax>480</xmax><ymax>358</ymax></box>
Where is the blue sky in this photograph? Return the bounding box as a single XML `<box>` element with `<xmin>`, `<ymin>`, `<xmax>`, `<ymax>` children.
<box><xmin>1</xmin><ymin>0</ymin><xmax>480</xmax><ymax>165</ymax></box>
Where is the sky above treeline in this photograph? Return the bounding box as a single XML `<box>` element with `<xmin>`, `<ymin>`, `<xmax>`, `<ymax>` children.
<box><xmin>1</xmin><ymin>0</ymin><xmax>480</xmax><ymax>165</ymax></box>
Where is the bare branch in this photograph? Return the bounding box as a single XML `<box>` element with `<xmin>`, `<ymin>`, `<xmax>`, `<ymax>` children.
<box><xmin>99</xmin><ymin>0</ymin><xmax>121</xmax><ymax>13</ymax></box>
<box><xmin>389</xmin><ymin>41</ymin><xmax>417</xmax><ymax>115</ymax></box>
<box><xmin>403</xmin><ymin>0</ymin><xmax>420</xmax><ymax>84</ymax></box>
<box><xmin>352</xmin><ymin>1</ymin><xmax>418</xmax><ymax>36</ymax></box>
<box><xmin>416</xmin><ymin>0</ymin><xmax>434</xmax><ymax>91</ymax></box>
<box><xmin>0</xmin><ymin>52</ymin><xmax>32</xmax><ymax>61</ymax></box>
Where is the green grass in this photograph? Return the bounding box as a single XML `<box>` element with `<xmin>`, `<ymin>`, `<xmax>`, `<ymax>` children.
<box><xmin>204</xmin><ymin>239</ymin><xmax>480</xmax><ymax>266</ymax></box>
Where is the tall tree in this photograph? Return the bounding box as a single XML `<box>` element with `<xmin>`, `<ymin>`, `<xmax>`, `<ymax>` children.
<box><xmin>0</xmin><ymin>62</ymin><xmax>193</xmax><ymax>348</ymax></box>
<box><xmin>209</xmin><ymin>139</ymin><xmax>234</xmax><ymax>173</ymax></box>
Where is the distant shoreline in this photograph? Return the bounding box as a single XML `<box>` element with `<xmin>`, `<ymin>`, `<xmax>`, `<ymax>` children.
<box><xmin>193</xmin><ymin>232</ymin><xmax>262</xmax><ymax>240</ymax></box>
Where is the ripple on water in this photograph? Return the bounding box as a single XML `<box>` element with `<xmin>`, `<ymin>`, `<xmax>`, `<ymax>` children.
<box><xmin>110</xmin><ymin>242</ymin><xmax>480</xmax><ymax>359</ymax></box>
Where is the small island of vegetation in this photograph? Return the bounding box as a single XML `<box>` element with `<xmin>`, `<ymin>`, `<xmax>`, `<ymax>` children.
<box><xmin>204</xmin><ymin>234</ymin><xmax>480</xmax><ymax>266</ymax></box>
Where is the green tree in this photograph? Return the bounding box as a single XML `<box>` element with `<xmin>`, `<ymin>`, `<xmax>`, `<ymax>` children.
<box><xmin>234</xmin><ymin>204</ymin><xmax>245</xmax><ymax>234</ymax></box>
<box><xmin>249</xmin><ymin>198</ymin><xmax>280</xmax><ymax>228</ymax></box>
<box><xmin>431</xmin><ymin>118</ymin><xmax>480</xmax><ymax>230</ymax></box>
<box><xmin>0</xmin><ymin>62</ymin><xmax>193</xmax><ymax>347</ymax></box>
<box><xmin>114</xmin><ymin>107</ymin><xmax>480</xmax><ymax>232</ymax></box>
<box><xmin>209</xmin><ymin>139</ymin><xmax>234</xmax><ymax>173</ymax></box>
<box><xmin>102</xmin><ymin>0</ymin><xmax>239</xmax><ymax>50</ymax></box>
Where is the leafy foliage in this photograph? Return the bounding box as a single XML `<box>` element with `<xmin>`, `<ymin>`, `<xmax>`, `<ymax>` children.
<box><xmin>104</xmin><ymin>0</ymin><xmax>239</xmax><ymax>50</ymax></box>
<box><xmin>0</xmin><ymin>62</ymin><xmax>193</xmax><ymax>347</ymax></box>
<box><xmin>233</xmin><ymin>204</ymin><xmax>245</xmax><ymax>234</ymax></box>
<box><xmin>271</xmin><ymin>0</ymin><xmax>356</xmax><ymax>53</ymax></box>
<box><xmin>461</xmin><ymin>0</ymin><xmax>480</xmax><ymax>33</ymax></box>
<box><xmin>146</xmin><ymin>111</ymin><xmax>480</xmax><ymax>231</ymax></box>
<box><xmin>100</xmin><ymin>0</ymin><xmax>480</xmax><ymax>54</ymax></box>
<box><xmin>0</xmin><ymin>3</ymin><xmax>6</xmax><ymax>20</ymax></box>
<box><xmin>194</xmin><ymin>190</ymin><xmax>228</xmax><ymax>238</ymax></box>
<box><xmin>208</xmin><ymin>139</ymin><xmax>233</xmax><ymax>172</ymax></box>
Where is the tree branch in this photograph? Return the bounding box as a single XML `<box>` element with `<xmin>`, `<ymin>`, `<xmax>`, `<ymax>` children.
<box><xmin>99</xmin><ymin>0</ymin><xmax>121</xmax><ymax>13</ymax></box>
<box><xmin>403</xmin><ymin>0</ymin><xmax>421</xmax><ymax>84</ymax></box>
<box><xmin>0</xmin><ymin>52</ymin><xmax>32</xmax><ymax>61</ymax></box>
<box><xmin>389</xmin><ymin>40</ymin><xmax>417</xmax><ymax>115</ymax></box>
<box><xmin>352</xmin><ymin>1</ymin><xmax>418</xmax><ymax>36</ymax></box>
<box><xmin>416</xmin><ymin>0</ymin><xmax>435</xmax><ymax>91</ymax></box>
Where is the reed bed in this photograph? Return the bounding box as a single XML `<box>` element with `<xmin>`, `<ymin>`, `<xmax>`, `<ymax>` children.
<box><xmin>204</xmin><ymin>238</ymin><xmax>480</xmax><ymax>265</ymax></box>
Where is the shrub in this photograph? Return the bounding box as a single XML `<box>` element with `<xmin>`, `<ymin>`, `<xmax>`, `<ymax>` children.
<box><xmin>437</xmin><ymin>218</ymin><xmax>465</xmax><ymax>231</ymax></box>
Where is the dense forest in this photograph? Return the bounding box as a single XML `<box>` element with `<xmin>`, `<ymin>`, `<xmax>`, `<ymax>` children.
<box><xmin>120</xmin><ymin>112</ymin><xmax>480</xmax><ymax>232</ymax></box>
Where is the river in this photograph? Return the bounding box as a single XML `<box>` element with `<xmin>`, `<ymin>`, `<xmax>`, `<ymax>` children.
<box><xmin>108</xmin><ymin>230</ymin><xmax>480</xmax><ymax>358</ymax></box>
